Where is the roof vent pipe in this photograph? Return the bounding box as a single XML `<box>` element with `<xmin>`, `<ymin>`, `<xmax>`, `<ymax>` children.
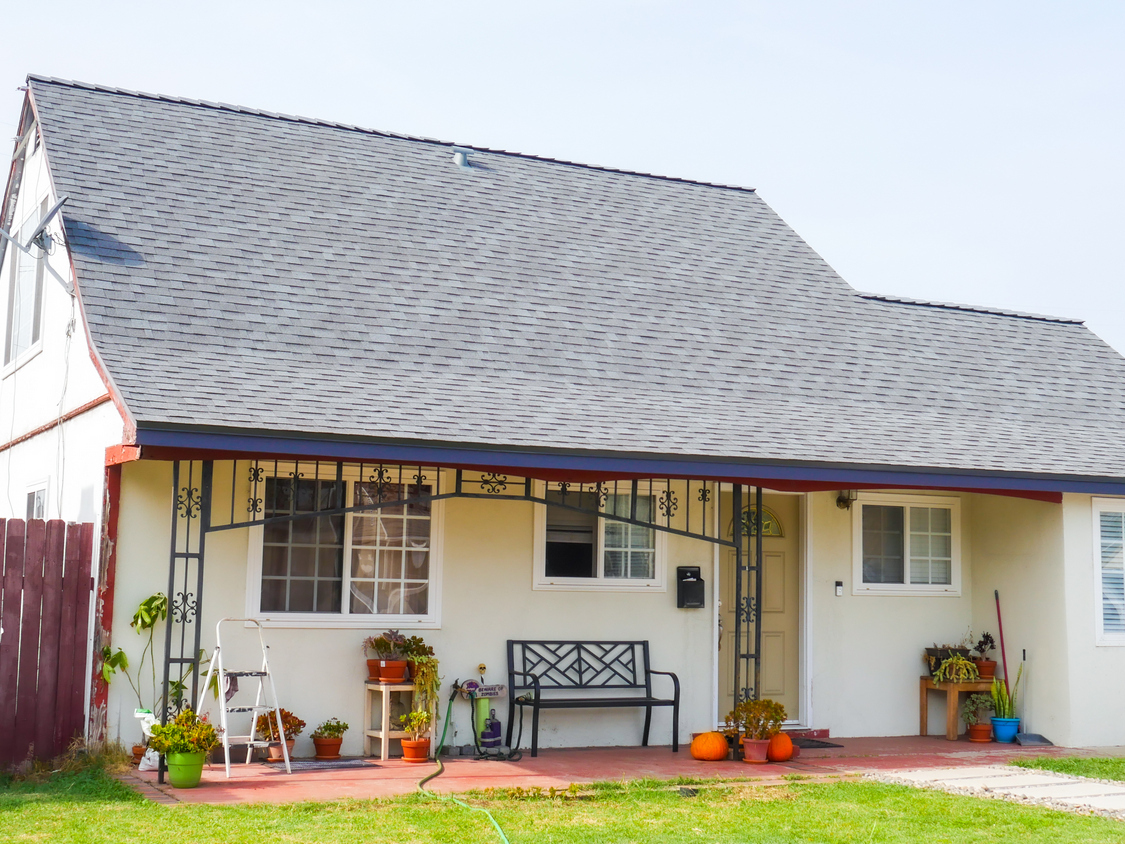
<box><xmin>451</xmin><ymin>148</ymin><xmax>473</xmax><ymax>171</ymax></box>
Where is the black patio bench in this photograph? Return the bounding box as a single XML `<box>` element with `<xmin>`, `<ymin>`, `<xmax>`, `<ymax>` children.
<box><xmin>505</xmin><ymin>639</ymin><xmax>680</xmax><ymax>757</ymax></box>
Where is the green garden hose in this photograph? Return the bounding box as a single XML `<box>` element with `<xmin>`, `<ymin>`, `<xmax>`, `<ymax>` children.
<box><xmin>417</xmin><ymin>694</ymin><xmax>511</xmax><ymax>844</ymax></box>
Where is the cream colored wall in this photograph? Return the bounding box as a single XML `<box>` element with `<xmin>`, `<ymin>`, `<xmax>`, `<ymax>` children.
<box><xmin>805</xmin><ymin>491</ymin><xmax>976</xmax><ymax>737</ymax></box>
<box><xmin>106</xmin><ymin>462</ymin><xmax>716</xmax><ymax>755</ymax></box>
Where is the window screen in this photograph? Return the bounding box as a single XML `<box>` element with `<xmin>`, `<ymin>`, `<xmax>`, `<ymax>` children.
<box><xmin>260</xmin><ymin>477</ymin><xmax>344</xmax><ymax>612</ymax></box>
<box><xmin>1101</xmin><ymin>511</ymin><xmax>1125</xmax><ymax>637</ymax></box>
<box><xmin>544</xmin><ymin>490</ymin><xmax>596</xmax><ymax>577</ymax></box>
<box><xmin>862</xmin><ymin>505</ymin><xmax>904</xmax><ymax>584</ymax></box>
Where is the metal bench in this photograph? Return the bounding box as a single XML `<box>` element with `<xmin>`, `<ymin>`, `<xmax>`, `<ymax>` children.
<box><xmin>505</xmin><ymin>639</ymin><xmax>680</xmax><ymax>757</ymax></box>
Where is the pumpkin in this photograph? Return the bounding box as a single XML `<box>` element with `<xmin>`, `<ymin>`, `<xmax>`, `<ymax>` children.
<box><xmin>690</xmin><ymin>731</ymin><xmax>730</xmax><ymax>761</ymax></box>
<box><xmin>766</xmin><ymin>732</ymin><xmax>793</xmax><ymax>762</ymax></box>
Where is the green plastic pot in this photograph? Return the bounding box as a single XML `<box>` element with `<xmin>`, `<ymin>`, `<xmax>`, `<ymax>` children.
<box><xmin>165</xmin><ymin>751</ymin><xmax>206</xmax><ymax>788</ymax></box>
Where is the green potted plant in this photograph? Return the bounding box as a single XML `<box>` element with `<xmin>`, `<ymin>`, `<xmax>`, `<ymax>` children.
<box><xmin>990</xmin><ymin>664</ymin><xmax>1024</xmax><ymax>743</ymax></box>
<box><xmin>725</xmin><ymin>699</ymin><xmax>786</xmax><ymax>764</ymax></box>
<box><xmin>932</xmin><ymin>653</ymin><xmax>980</xmax><ymax>685</ymax></box>
<box><xmin>256</xmin><ymin>708</ymin><xmax>306</xmax><ymax>761</ymax></box>
<box><xmin>399</xmin><ymin>708</ymin><xmax>432</xmax><ymax>762</ymax></box>
<box><xmin>923</xmin><ymin>632</ymin><xmax>973</xmax><ymax>675</ymax></box>
<box><xmin>363</xmin><ymin>630</ymin><xmax>408</xmax><ymax>682</ymax></box>
<box><xmin>310</xmin><ymin>717</ymin><xmax>349</xmax><ymax>760</ymax></box>
<box><xmin>146</xmin><ymin>709</ymin><xmax>220</xmax><ymax>788</ymax></box>
<box><xmin>961</xmin><ymin>693</ymin><xmax>994</xmax><ymax>742</ymax></box>
<box><xmin>971</xmin><ymin>632</ymin><xmax>998</xmax><ymax>680</ymax></box>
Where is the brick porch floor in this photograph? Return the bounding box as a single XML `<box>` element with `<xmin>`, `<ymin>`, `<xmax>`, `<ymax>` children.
<box><xmin>121</xmin><ymin>736</ymin><xmax>1123</xmax><ymax>805</ymax></box>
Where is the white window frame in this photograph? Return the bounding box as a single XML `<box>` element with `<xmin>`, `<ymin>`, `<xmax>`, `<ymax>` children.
<box><xmin>2</xmin><ymin>199</ymin><xmax>49</xmax><ymax>377</ymax></box>
<box><xmin>533</xmin><ymin>483</ymin><xmax>667</xmax><ymax>592</ymax></box>
<box><xmin>245</xmin><ymin>474</ymin><xmax>444</xmax><ymax>629</ymax></box>
<box><xmin>851</xmin><ymin>492</ymin><xmax>962</xmax><ymax>597</ymax></box>
<box><xmin>26</xmin><ymin>479</ymin><xmax>49</xmax><ymax>520</ymax></box>
<box><xmin>1092</xmin><ymin>497</ymin><xmax>1125</xmax><ymax>646</ymax></box>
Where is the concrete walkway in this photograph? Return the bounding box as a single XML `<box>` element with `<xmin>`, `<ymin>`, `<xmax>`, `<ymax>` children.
<box><xmin>877</xmin><ymin>765</ymin><xmax>1125</xmax><ymax>820</ymax></box>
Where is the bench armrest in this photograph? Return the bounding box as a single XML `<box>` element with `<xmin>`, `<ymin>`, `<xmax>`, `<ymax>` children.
<box><xmin>508</xmin><ymin>669</ymin><xmax>542</xmax><ymax>699</ymax></box>
<box><xmin>648</xmin><ymin>669</ymin><xmax>680</xmax><ymax>700</ymax></box>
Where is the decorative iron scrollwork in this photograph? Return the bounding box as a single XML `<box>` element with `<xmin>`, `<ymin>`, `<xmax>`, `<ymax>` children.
<box><xmin>556</xmin><ymin>481</ymin><xmax>571</xmax><ymax>499</ymax></box>
<box><xmin>658</xmin><ymin>488</ymin><xmax>678</xmax><ymax>518</ymax></box>
<box><xmin>479</xmin><ymin>472</ymin><xmax>508</xmax><ymax>494</ymax></box>
<box><xmin>171</xmin><ymin>591</ymin><xmax>198</xmax><ymax>623</ymax></box>
<box><xmin>697</xmin><ymin>487</ymin><xmax>711</xmax><ymax>503</ymax></box>
<box><xmin>176</xmin><ymin>487</ymin><xmax>201</xmax><ymax>519</ymax></box>
<box><xmin>247</xmin><ymin>497</ymin><xmax>263</xmax><ymax>514</ymax></box>
<box><xmin>737</xmin><ymin>595</ymin><xmax>758</xmax><ymax>624</ymax></box>
<box><xmin>369</xmin><ymin>466</ymin><xmax>393</xmax><ymax>499</ymax></box>
<box><xmin>248</xmin><ymin>466</ymin><xmax>265</xmax><ymax>483</ymax></box>
<box><xmin>412</xmin><ymin>471</ymin><xmax>427</xmax><ymax>487</ymax></box>
<box><xmin>593</xmin><ymin>482</ymin><xmax>609</xmax><ymax>507</ymax></box>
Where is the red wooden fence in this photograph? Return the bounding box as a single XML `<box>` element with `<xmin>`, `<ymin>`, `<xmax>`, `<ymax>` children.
<box><xmin>0</xmin><ymin>519</ymin><xmax>94</xmax><ymax>766</ymax></box>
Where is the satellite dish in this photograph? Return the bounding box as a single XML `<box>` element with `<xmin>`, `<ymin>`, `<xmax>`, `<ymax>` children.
<box><xmin>24</xmin><ymin>194</ymin><xmax>68</xmax><ymax>249</ymax></box>
<box><xmin>0</xmin><ymin>194</ymin><xmax>74</xmax><ymax>295</ymax></box>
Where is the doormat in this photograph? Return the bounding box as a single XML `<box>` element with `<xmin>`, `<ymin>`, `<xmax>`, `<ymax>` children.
<box><xmin>1015</xmin><ymin>733</ymin><xmax>1054</xmax><ymax>747</ymax></box>
<box><xmin>791</xmin><ymin>737</ymin><xmax>843</xmax><ymax>749</ymax></box>
<box><xmin>263</xmin><ymin>759</ymin><xmax>381</xmax><ymax>773</ymax></box>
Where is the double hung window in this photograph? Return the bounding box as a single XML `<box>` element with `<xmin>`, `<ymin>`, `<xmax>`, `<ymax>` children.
<box><xmin>852</xmin><ymin>493</ymin><xmax>961</xmax><ymax>595</ymax></box>
<box><xmin>250</xmin><ymin>473</ymin><xmax>440</xmax><ymax>626</ymax></box>
<box><xmin>4</xmin><ymin>199</ymin><xmax>48</xmax><ymax>367</ymax></box>
<box><xmin>1094</xmin><ymin>499</ymin><xmax>1125</xmax><ymax>644</ymax></box>
<box><xmin>535</xmin><ymin>488</ymin><xmax>664</xmax><ymax>590</ymax></box>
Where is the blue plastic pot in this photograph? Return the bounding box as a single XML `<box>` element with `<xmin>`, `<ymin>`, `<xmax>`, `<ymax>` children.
<box><xmin>991</xmin><ymin>717</ymin><xmax>1020</xmax><ymax>743</ymax></box>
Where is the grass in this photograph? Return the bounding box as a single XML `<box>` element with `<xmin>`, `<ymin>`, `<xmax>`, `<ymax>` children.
<box><xmin>1012</xmin><ymin>756</ymin><xmax>1125</xmax><ymax>782</ymax></box>
<box><xmin>5</xmin><ymin>765</ymin><xmax>1125</xmax><ymax>844</ymax></box>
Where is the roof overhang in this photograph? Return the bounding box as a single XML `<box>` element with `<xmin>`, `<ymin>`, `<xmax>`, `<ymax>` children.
<box><xmin>124</xmin><ymin>423</ymin><xmax>1125</xmax><ymax>503</ymax></box>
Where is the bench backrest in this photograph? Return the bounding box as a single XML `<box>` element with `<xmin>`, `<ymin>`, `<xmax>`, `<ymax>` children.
<box><xmin>507</xmin><ymin>640</ymin><xmax>651</xmax><ymax>691</ymax></box>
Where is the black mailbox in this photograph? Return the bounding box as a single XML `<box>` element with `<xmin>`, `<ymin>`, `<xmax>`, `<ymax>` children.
<box><xmin>677</xmin><ymin>566</ymin><xmax>705</xmax><ymax>608</ymax></box>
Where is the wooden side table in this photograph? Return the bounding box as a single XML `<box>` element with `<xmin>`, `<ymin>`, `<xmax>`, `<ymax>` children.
<box><xmin>363</xmin><ymin>682</ymin><xmax>415</xmax><ymax>760</ymax></box>
<box><xmin>919</xmin><ymin>676</ymin><xmax>994</xmax><ymax>740</ymax></box>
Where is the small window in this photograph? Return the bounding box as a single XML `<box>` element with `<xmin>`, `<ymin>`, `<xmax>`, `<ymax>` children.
<box><xmin>4</xmin><ymin>199</ymin><xmax>48</xmax><ymax>367</ymax></box>
<box><xmin>1094</xmin><ymin>499</ymin><xmax>1125</xmax><ymax>644</ymax></box>
<box><xmin>26</xmin><ymin>487</ymin><xmax>47</xmax><ymax>520</ymax></box>
<box><xmin>852</xmin><ymin>493</ymin><xmax>960</xmax><ymax>595</ymax></box>
<box><xmin>535</xmin><ymin>487</ymin><xmax>665</xmax><ymax>590</ymax></box>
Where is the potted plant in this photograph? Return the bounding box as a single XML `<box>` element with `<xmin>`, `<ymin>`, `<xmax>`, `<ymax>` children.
<box><xmin>725</xmin><ymin>699</ymin><xmax>786</xmax><ymax>764</ymax></box>
<box><xmin>363</xmin><ymin>630</ymin><xmax>409</xmax><ymax>683</ymax></box>
<box><xmin>310</xmin><ymin>717</ymin><xmax>349</xmax><ymax>760</ymax></box>
<box><xmin>401</xmin><ymin>634</ymin><xmax>435</xmax><ymax>678</ymax></box>
<box><xmin>961</xmin><ymin>693</ymin><xmax>994</xmax><ymax>742</ymax></box>
<box><xmin>932</xmin><ymin>652</ymin><xmax>980</xmax><ymax>685</ymax></box>
<box><xmin>399</xmin><ymin>708</ymin><xmax>432</xmax><ymax>762</ymax></box>
<box><xmin>990</xmin><ymin>664</ymin><xmax>1024</xmax><ymax>743</ymax></box>
<box><xmin>971</xmin><ymin>632</ymin><xmax>998</xmax><ymax>680</ymax></box>
<box><xmin>146</xmin><ymin>709</ymin><xmax>220</xmax><ymax>788</ymax></box>
<box><xmin>256</xmin><ymin>708</ymin><xmax>306</xmax><ymax>761</ymax></box>
<box><xmin>923</xmin><ymin>632</ymin><xmax>973</xmax><ymax>676</ymax></box>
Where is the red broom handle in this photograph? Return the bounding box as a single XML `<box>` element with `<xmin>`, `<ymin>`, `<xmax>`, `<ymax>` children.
<box><xmin>994</xmin><ymin>589</ymin><xmax>1010</xmax><ymax>692</ymax></box>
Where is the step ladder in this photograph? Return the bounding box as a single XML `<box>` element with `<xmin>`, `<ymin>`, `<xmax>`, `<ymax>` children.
<box><xmin>198</xmin><ymin>618</ymin><xmax>291</xmax><ymax>776</ymax></box>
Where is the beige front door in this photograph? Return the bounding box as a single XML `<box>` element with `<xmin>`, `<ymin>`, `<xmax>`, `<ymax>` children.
<box><xmin>718</xmin><ymin>493</ymin><xmax>801</xmax><ymax>723</ymax></box>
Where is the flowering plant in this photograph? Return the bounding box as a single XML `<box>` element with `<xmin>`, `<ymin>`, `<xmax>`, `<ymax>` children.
<box><xmin>147</xmin><ymin>709</ymin><xmax>220</xmax><ymax>754</ymax></box>
<box><xmin>256</xmin><ymin>708</ymin><xmax>306</xmax><ymax>741</ymax></box>
<box><xmin>311</xmin><ymin>717</ymin><xmax>350</xmax><ymax>739</ymax></box>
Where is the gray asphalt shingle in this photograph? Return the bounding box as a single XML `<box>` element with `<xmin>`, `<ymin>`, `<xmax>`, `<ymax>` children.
<box><xmin>25</xmin><ymin>75</ymin><xmax>1125</xmax><ymax>479</ymax></box>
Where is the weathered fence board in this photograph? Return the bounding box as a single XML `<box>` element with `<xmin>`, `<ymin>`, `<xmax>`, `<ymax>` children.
<box><xmin>0</xmin><ymin>519</ymin><xmax>94</xmax><ymax>767</ymax></box>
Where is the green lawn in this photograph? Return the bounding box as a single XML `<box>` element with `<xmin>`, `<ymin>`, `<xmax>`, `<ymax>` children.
<box><xmin>1012</xmin><ymin>756</ymin><xmax>1125</xmax><ymax>782</ymax></box>
<box><xmin>4</xmin><ymin>767</ymin><xmax>1125</xmax><ymax>843</ymax></box>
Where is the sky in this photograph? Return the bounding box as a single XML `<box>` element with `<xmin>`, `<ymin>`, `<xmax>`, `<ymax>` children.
<box><xmin>3</xmin><ymin>1</ymin><xmax>1122</xmax><ymax>351</ymax></box>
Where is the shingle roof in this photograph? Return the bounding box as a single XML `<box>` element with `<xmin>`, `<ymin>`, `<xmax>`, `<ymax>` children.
<box><xmin>26</xmin><ymin>75</ymin><xmax>1125</xmax><ymax>480</ymax></box>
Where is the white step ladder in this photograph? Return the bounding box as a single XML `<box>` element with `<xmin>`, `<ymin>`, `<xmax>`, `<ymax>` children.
<box><xmin>199</xmin><ymin>617</ymin><xmax>291</xmax><ymax>776</ymax></box>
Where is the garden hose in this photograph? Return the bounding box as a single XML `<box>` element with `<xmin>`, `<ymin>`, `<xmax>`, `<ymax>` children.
<box><xmin>417</xmin><ymin>692</ymin><xmax>511</xmax><ymax>844</ymax></box>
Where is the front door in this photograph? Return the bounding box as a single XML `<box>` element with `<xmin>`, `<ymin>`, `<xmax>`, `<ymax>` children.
<box><xmin>718</xmin><ymin>493</ymin><xmax>801</xmax><ymax>723</ymax></box>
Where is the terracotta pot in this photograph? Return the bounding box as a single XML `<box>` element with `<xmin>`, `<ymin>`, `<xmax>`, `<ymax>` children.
<box><xmin>742</xmin><ymin>738</ymin><xmax>771</xmax><ymax>764</ymax></box>
<box><xmin>267</xmin><ymin>738</ymin><xmax>296</xmax><ymax>761</ymax></box>
<box><xmin>767</xmin><ymin>732</ymin><xmax>794</xmax><ymax>762</ymax></box>
<box><xmin>971</xmin><ymin>659</ymin><xmax>997</xmax><ymax>680</ymax></box>
<box><xmin>401</xmin><ymin>738</ymin><xmax>431</xmax><ymax>763</ymax></box>
<box><xmin>132</xmin><ymin>744</ymin><xmax>146</xmax><ymax>765</ymax></box>
<box><xmin>313</xmin><ymin>737</ymin><xmax>343</xmax><ymax>760</ymax></box>
<box><xmin>967</xmin><ymin>722</ymin><xmax>992</xmax><ymax>743</ymax></box>
<box><xmin>367</xmin><ymin>659</ymin><xmax>381</xmax><ymax>681</ymax></box>
<box><xmin>378</xmin><ymin>659</ymin><xmax>409</xmax><ymax>683</ymax></box>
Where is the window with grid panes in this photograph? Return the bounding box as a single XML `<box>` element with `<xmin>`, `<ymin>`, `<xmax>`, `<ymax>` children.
<box><xmin>852</xmin><ymin>494</ymin><xmax>960</xmax><ymax>595</ymax></box>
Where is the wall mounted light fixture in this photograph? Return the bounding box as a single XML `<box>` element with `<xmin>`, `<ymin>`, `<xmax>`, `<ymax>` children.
<box><xmin>836</xmin><ymin>489</ymin><xmax>858</xmax><ymax>510</ymax></box>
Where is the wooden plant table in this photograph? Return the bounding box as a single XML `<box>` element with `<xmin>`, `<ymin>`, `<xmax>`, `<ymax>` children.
<box><xmin>363</xmin><ymin>682</ymin><xmax>418</xmax><ymax>761</ymax></box>
<box><xmin>919</xmin><ymin>676</ymin><xmax>994</xmax><ymax>740</ymax></box>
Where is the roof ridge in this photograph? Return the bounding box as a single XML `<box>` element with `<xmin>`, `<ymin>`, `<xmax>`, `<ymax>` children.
<box><xmin>26</xmin><ymin>74</ymin><xmax>757</xmax><ymax>195</ymax></box>
<box><xmin>858</xmin><ymin>292</ymin><xmax>1084</xmax><ymax>325</ymax></box>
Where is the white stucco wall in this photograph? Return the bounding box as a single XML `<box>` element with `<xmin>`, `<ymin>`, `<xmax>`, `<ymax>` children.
<box><xmin>0</xmin><ymin>132</ymin><xmax>122</xmax><ymax>523</ymax></box>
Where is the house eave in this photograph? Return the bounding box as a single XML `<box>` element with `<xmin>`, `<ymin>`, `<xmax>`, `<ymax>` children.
<box><xmin>128</xmin><ymin>423</ymin><xmax>1125</xmax><ymax>499</ymax></box>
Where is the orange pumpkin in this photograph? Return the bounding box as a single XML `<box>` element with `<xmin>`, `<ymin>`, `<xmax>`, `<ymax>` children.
<box><xmin>690</xmin><ymin>731</ymin><xmax>730</xmax><ymax>761</ymax></box>
<box><xmin>767</xmin><ymin>732</ymin><xmax>793</xmax><ymax>762</ymax></box>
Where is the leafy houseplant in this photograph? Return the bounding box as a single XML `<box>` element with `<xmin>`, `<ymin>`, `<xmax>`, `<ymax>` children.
<box><xmin>932</xmin><ymin>653</ymin><xmax>980</xmax><ymax>685</ymax></box>
<box><xmin>923</xmin><ymin>637</ymin><xmax>973</xmax><ymax>675</ymax></box>
<box><xmin>256</xmin><ymin>708</ymin><xmax>306</xmax><ymax>760</ymax></box>
<box><xmin>725</xmin><ymin>699</ymin><xmax>787</xmax><ymax>764</ymax></box>
<box><xmin>147</xmin><ymin>709</ymin><xmax>219</xmax><ymax>788</ymax></box>
<box><xmin>961</xmin><ymin>693</ymin><xmax>994</xmax><ymax>742</ymax></box>
<box><xmin>971</xmin><ymin>632</ymin><xmax>998</xmax><ymax>680</ymax></box>
<box><xmin>399</xmin><ymin>709</ymin><xmax>432</xmax><ymax>762</ymax></box>
<box><xmin>991</xmin><ymin>664</ymin><xmax>1024</xmax><ymax>743</ymax></box>
<box><xmin>363</xmin><ymin>630</ymin><xmax>409</xmax><ymax>682</ymax></box>
<box><xmin>310</xmin><ymin>717</ymin><xmax>349</xmax><ymax>760</ymax></box>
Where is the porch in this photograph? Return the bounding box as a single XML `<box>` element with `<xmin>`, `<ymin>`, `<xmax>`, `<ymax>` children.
<box><xmin>123</xmin><ymin>736</ymin><xmax>1083</xmax><ymax>805</ymax></box>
